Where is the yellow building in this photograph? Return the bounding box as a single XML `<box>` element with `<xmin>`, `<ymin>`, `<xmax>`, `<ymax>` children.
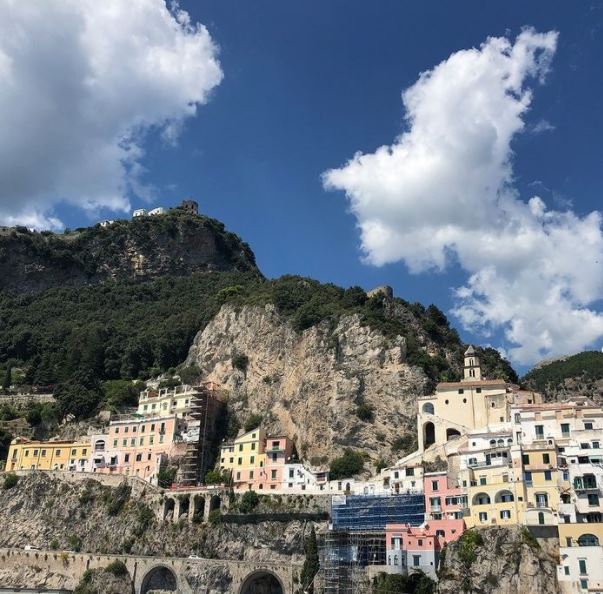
<box><xmin>219</xmin><ymin>428</ymin><xmax>266</xmax><ymax>489</ymax></box>
<box><xmin>462</xmin><ymin>460</ymin><xmax>525</xmax><ymax>528</ymax></box>
<box><xmin>6</xmin><ymin>438</ymin><xmax>90</xmax><ymax>472</ymax></box>
<box><xmin>520</xmin><ymin>441</ymin><xmax>562</xmax><ymax>525</ymax></box>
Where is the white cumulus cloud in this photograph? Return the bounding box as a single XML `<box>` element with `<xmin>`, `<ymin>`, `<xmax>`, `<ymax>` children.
<box><xmin>0</xmin><ymin>0</ymin><xmax>223</xmax><ymax>229</ymax></box>
<box><xmin>323</xmin><ymin>28</ymin><xmax>603</xmax><ymax>365</ymax></box>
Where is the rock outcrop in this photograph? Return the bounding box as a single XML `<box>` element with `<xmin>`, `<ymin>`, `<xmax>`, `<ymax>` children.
<box><xmin>186</xmin><ymin>303</ymin><xmax>429</xmax><ymax>466</ymax></box>
<box><xmin>0</xmin><ymin>473</ymin><xmax>316</xmax><ymax>562</ymax></box>
<box><xmin>0</xmin><ymin>211</ymin><xmax>258</xmax><ymax>293</ymax></box>
<box><xmin>438</xmin><ymin>527</ymin><xmax>559</xmax><ymax>594</ymax></box>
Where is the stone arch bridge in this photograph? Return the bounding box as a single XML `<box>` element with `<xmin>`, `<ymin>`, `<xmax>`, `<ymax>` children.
<box><xmin>0</xmin><ymin>548</ymin><xmax>299</xmax><ymax>594</ymax></box>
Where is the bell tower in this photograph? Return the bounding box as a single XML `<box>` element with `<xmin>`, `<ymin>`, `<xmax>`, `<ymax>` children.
<box><xmin>463</xmin><ymin>345</ymin><xmax>482</xmax><ymax>381</ymax></box>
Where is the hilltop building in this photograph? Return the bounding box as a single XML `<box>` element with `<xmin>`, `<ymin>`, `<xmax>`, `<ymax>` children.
<box><xmin>417</xmin><ymin>346</ymin><xmax>542</xmax><ymax>452</ymax></box>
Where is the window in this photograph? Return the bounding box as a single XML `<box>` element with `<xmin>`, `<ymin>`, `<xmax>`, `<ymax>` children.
<box><xmin>272</xmin><ymin>453</ymin><xmax>277</xmax><ymax>462</ymax></box>
<box><xmin>413</xmin><ymin>555</ymin><xmax>421</xmax><ymax>567</ymax></box>
<box><xmin>139</xmin><ymin>438</ymin><xmax>144</xmax><ymax>446</ymax></box>
<box><xmin>271</xmin><ymin>469</ymin><xmax>277</xmax><ymax>479</ymax></box>
<box><xmin>593</xmin><ymin>441</ymin><xmax>600</xmax><ymax>449</ymax></box>
<box><xmin>476</xmin><ymin>388</ymin><xmax>482</xmax><ymax>393</ymax></box>
<box><xmin>41</xmin><ymin>449</ymin><xmax>46</xmax><ymax>457</ymax></box>
<box><xmin>394</xmin><ymin>471</ymin><xmax>399</xmax><ymax>479</ymax></box>
<box><xmin>405</xmin><ymin>468</ymin><xmax>414</xmax><ymax>476</ymax></box>
<box><xmin>538</xmin><ymin>512</ymin><xmax>545</xmax><ymax>525</ymax></box>
<box><xmin>579</xmin><ymin>579</ymin><xmax>588</xmax><ymax>590</ymax></box>
<box><xmin>500</xmin><ymin>510</ymin><xmax>511</xmax><ymax>520</ymax></box>
<box><xmin>113</xmin><ymin>439</ymin><xmax>118</xmax><ymax>447</ymax></box>
<box><xmin>535</xmin><ymin>425</ymin><xmax>544</xmax><ymax>438</ymax></box>
<box><xmin>458</xmin><ymin>389</ymin><xmax>464</xmax><ymax>394</ymax></box>
<box><xmin>141</xmin><ymin>425</ymin><xmax>145</xmax><ymax>433</ymax></box>
<box><xmin>535</xmin><ymin>493</ymin><xmax>549</xmax><ymax>507</ymax></box>
<box><xmin>478</xmin><ymin>512</ymin><xmax>488</xmax><ymax>522</ymax></box>
<box><xmin>130</xmin><ymin>438</ymin><xmax>135</xmax><ymax>446</ymax></box>
<box><xmin>542</xmin><ymin>453</ymin><xmax>550</xmax><ymax>464</ymax></box>
<box><xmin>56</xmin><ymin>449</ymin><xmax>61</xmax><ymax>456</ymax></box>
<box><xmin>124</xmin><ymin>454</ymin><xmax>130</xmax><ymax>463</ymax></box>
<box><xmin>250</xmin><ymin>456</ymin><xmax>255</xmax><ymax>464</ymax></box>
<box><xmin>136</xmin><ymin>454</ymin><xmax>142</xmax><ymax>462</ymax></box>
<box><xmin>251</xmin><ymin>443</ymin><xmax>256</xmax><ymax>450</ymax></box>
<box><xmin>544</xmin><ymin>470</ymin><xmax>552</xmax><ymax>481</ymax></box>
<box><xmin>479</xmin><ymin>476</ymin><xmax>487</xmax><ymax>485</ymax></box>
<box><xmin>132</xmin><ymin>426</ymin><xmax>137</xmax><ymax>433</ymax></box>
<box><xmin>238</xmin><ymin>458</ymin><xmax>242</xmax><ymax>465</ymax></box>
<box><xmin>122</xmin><ymin>439</ymin><xmax>127</xmax><ymax>447</ymax></box>
<box><xmin>418</xmin><ymin>539</ymin><xmax>423</xmax><ymax>546</ymax></box>
<box><xmin>289</xmin><ymin>469</ymin><xmax>294</xmax><ymax>479</ymax></box>
<box><xmin>239</xmin><ymin>444</ymin><xmax>243</xmax><ymax>452</ymax></box>
<box><xmin>522</xmin><ymin>454</ymin><xmax>530</xmax><ymax>465</ymax></box>
<box><xmin>124</xmin><ymin>427</ymin><xmax>129</xmax><ymax>433</ymax></box>
<box><xmin>150</xmin><ymin>424</ymin><xmax>155</xmax><ymax>431</ymax></box>
<box><xmin>578</xmin><ymin>559</ymin><xmax>587</xmax><ymax>575</ymax></box>
<box><xmin>514</xmin><ymin>413</ymin><xmax>521</xmax><ymax>423</ymax></box>
<box><xmin>584</xmin><ymin>422</ymin><xmax>593</xmax><ymax>430</ymax></box>
<box><xmin>236</xmin><ymin>472</ymin><xmax>241</xmax><ymax>480</ymax></box>
<box><xmin>249</xmin><ymin>470</ymin><xmax>254</xmax><ymax>479</ymax></box>
<box><xmin>149</xmin><ymin>436</ymin><xmax>154</xmax><ymax>445</ymax></box>
<box><xmin>587</xmin><ymin>494</ymin><xmax>599</xmax><ymax>507</ymax></box>
<box><xmin>431</xmin><ymin>480</ymin><xmax>439</xmax><ymax>491</ymax></box>
<box><xmin>524</xmin><ymin>471</ymin><xmax>532</xmax><ymax>482</ymax></box>
<box><xmin>561</xmin><ymin>423</ymin><xmax>570</xmax><ymax>436</ymax></box>
<box><xmin>564</xmin><ymin>566</ymin><xmax>569</xmax><ymax>576</ymax></box>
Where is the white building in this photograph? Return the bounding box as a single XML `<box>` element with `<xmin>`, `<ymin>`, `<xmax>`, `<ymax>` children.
<box><xmin>149</xmin><ymin>207</ymin><xmax>166</xmax><ymax>216</ymax></box>
<box><xmin>132</xmin><ymin>209</ymin><xmax>147</xmax><ymax>217</ymax></box>
<box><xmin>138</xmin><ymin>385</ymin><xmax>196</xmax><ymax>418</ymax></box>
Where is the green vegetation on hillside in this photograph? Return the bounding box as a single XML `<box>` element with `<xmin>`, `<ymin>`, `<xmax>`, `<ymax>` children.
<box><xmin>522</xmin><ymin>351</ymin><xmax>603</xmax><ymax>396</ymax></box>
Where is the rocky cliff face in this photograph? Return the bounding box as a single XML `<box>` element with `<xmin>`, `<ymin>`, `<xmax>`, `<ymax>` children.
<box><xmin>0</xmin><ymin>211</ymin><xmax>258</xmax><ymax>293</ymax></box>
<box><xmin>438</xmin><ymin>527</ymin><xmax>559</xmax><ymax>594</ymax></box>
<box><xmin>186</xmin><ymin>304</ymin><xmax>431</xmax><ymax>466</ymax></box>
<box><xmin>0</xmin><ymin>473</ymin><xmax>314</xmax><ymax>562</ymax></box>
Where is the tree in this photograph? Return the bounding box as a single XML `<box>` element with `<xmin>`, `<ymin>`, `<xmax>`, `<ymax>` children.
<box><xmin>239</xmin><ymin>490</ymin><xmax>259</xmax><ymax>513</ymax></box>
<box><xmin>300</xmin><ymin>527</ymin><xmax>319</xmax><ymax>593</ymax></box>
<box><xmin>2</xmin><ymin>366</ymin><xmax>11</xmax><ymax>390</ymax></box>
<box><xmin>329</xmin><ymin>449</ymin><xmax>364</xmax><ymax>480</ymax></box>
<box><xmin>54</xmin><ymin>371</ymin><xmax>103</xmax><ymax>420</ymax></box>
<box><xmin>103</xmin><ymin>380</ymin><xmax>140</xmax><ymax>409</ymax></box>
<box><xmin>244</xmin><ymin>414</ymin><xmax>263</xmax><ymax>432</ymax></box>
<box><xmin>0</xmin><ymin>429</ymin><xmax>13</xmax><ymax>462</ymax></box>
<box><xmin>157</xmin><ymin>466</ymin><xmax>177</xmax><ymax>488</ymax></box>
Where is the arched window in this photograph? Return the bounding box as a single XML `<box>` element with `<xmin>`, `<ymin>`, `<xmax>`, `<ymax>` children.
<box><xmin>490</xmin><ymin>439</ymin><xmax>496</xmax><ymax>446</ymax></box>
<box><xmin>472</xmin><ymin>493</ymin><xmax>490</xmax><ymax>506</ymax></box>
<box><xmin>422</xmin><ymin>402</ymin><xmax>435</xmax><ymax>415</ymax></box>
<box><xmin>497</xmin><ymin>439</ymin><xmax>504</xmax><ymax>446</ymax></box>
<box><xmin>495</xmin><ymin>490</ymin><xmax>514</xmax><ymax>503</ymax></box>
<box><xmin>578</xmin><ymin>534</ymin><xmax>599</xmax><ymax>546</ymax></box>
<box><xmin>94</xmin><ymin>440</ymin><xmax>105</xmax><ymax>452</ymax></box>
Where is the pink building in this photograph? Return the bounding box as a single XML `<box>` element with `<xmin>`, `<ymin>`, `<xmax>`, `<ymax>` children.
<box><xmin>424</xmin><ymin>471</ymin><xmax>467</xmax><ymax>521</ymax></box>
<box><xmin>253</xmin><ymin>435</ymin><xmax>294</xmax><ymax>491</ymax></box>
<box><xmin>89</xmin><ymin>414</ymin><xmax>186</xmax><ymax>484</ymax></box>
<box><xmin>385</xmin><ymin>519</ymin><xmax>465</xmax><ymax>579</ymax></box>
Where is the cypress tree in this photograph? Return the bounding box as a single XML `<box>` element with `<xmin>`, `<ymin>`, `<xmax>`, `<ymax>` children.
<box><xmin>300</xmin><ymin>526</ymin><xmax>319</xmax><ymax>593</ymax></box>
<box><xmin>2</xmin><ymin>367</ymin><xmax>11</xmax><ymax>390</ymax></box>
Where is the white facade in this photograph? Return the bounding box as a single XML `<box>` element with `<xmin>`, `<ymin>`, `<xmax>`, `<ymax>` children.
<box><xmin>149</xmin><ymin>207</ymin><xmax>166</xmax><ymax>216</ymax></box>
<box><xmin>558</xmin><ymin>545</ymin><xmax>603</xmax><ymax>594</ymax></box>
<box><xmin>281</xmin><ymin>463</ymin><xmax>328</xmax><ymax>492</ymax></box>
<box><xmin>387</xmin><ymin>464</ymin><xmax>424</xmax><ymax>494</ymax></box>
<box><xmin>132</xmin><ymin>209</ymin><xmax>147</xmax><ymax>217</ymax></box>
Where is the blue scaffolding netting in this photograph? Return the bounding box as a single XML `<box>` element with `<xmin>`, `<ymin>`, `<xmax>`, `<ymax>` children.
<box><xmin>330</xmin><ymin>493</ymin><xmax>425</xmax><ymax>531</ymax></box>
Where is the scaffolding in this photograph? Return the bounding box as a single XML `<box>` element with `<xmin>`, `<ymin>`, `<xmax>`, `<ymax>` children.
<box><xmin>322</xmin><ymin>494</ymin><xmax>425</xmax><ymax>594</ymax></box>
<box><xmin>179</xmin><ymin>384</ymin><xmax>225</xmax><ymax>486</ymax></box>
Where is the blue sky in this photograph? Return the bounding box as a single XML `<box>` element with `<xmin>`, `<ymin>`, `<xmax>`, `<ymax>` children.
<box><xmin>1</xmin><ymin>1</ymin><xmax>603</xmax><ymax>372</ymax></box>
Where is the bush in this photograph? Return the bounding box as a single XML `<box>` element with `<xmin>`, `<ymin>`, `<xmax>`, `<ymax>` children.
<box><xmin>391</xmin><ymin>434</ymin><xmax>415</xmax><ymax>453</ymax></box>
<box><xmin>2</xmin><ymin>473</ymin><xmax>19</xmax><ymax>490</ymax></box>
<box><xmin>157</xmin><ymin>466</ymin><xmax>177</xmax><ymax>488</ymax></box>
<box><xmin>205</xmin><ymin>469</ymin><xmax>228</xmax><ymax>485</ymax></box>
<box><xmin>239</xmin><ymin>490</ymin><xmax>260</xmax><ymax>514</ymax></box>
<box><xmin>67</xmin><ymin>534</ymin><xmax>82</xmax><ymax>552</ymax></box>
<box><xmin>232</xmin><ymin>352</ymin><xmax>249</xmax><ymax>372</ymax></box>
<box><xmin>105</xmin><ymin>560</ymin><xmax>128</xmax><ymax>577</ymax></box>
<box><xmin>356</xmin><ymin>402</ymin><xmax>374</xmax><ymax>422</ymax></box>
<box><xmin>106</xmin><ymin>482</ymin><xmax>131</xmax><ymax>516</ymax></box>
<box><xmin>208</xmin><ymin>509</ymin><xmax>222</xmax><ymax>525</ymax></box>
<box><xmin>329</xmin><ymin>450</ymin><xmax>364</xmax><ymax>480</ymax></box>
<box><xmin>244</xmin><ymin>414</ymin><xmax>263</xmax><ymax>432</ymax></box>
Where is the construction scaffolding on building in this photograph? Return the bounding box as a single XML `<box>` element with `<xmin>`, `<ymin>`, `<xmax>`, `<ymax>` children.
<box><xmin>321</xmin><ymin>493</ymin><xmax>425</xmax><ymax>594</ymax></box>
<box><xmin>180</xmin><ymin>383</ymin><xmax>225</xmax><ymax>486</ymax></box>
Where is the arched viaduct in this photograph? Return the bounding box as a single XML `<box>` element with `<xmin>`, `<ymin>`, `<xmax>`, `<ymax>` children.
<box><xmin>0</xmin><ymin>548</ymin><xmax>299</xmax><ymax>594</ymax></box>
